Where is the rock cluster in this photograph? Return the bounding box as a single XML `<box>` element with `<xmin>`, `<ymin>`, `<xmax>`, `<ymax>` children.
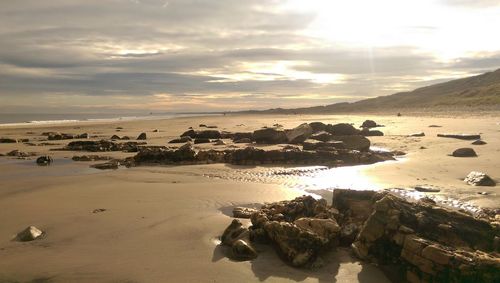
<box><xmin>131</xmin><ymin>144</ymin><xmax>395</xmax><ymax>167</ymax></box>
<box><xmin>220</xmin><ymin>190</ymin><xmax>500</xmax><ymax>282</ymax></box>
<box><xmin>72</xmin><ymin>155</ymin><xmax>113</xmax><ymax>161</ymax></box>
<box><xmin>64</xmin><ymin>140</ymin><xmax>146</xmax><ymax>152</ymax></box>
<box><xmin>36</xmin><ymin>155</ymin><xmax>53</xmax><ymax>165</ymax></box>
<box><xmin>45</xmin><ymin>132</ymin><xmax>88</xmax><ymax>140</ymax></box>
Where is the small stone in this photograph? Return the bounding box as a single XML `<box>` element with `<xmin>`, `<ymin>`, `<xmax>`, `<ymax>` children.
<box><xmin>409</xmin><ymin>132</ymin><xmax>425</xmax><ymax>137</ymax></box>
<box><xmin>471</xmin><ymin>140</ymin><xmax>486</xmax><ymax>145</ymax></box>
<box><xmin>16</xmin><ymin>226</ymin><xmax>43</xmax><ymax>241</ymax></box>
<box><xmin>136</xmin><ymin>133</ymin><xmax>147</xmax><ymax>140</ymax></box>
<box><xmin>36</xmin><ymin>155</ymin><xmax>53</xmax><ymax>165</ymax></box>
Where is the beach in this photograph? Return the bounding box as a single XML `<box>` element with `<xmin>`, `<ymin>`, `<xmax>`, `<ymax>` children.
<box><xmin>0</xmin><ymin>113</ymin><xmax>498</xmax><ymax>282</ymax></box>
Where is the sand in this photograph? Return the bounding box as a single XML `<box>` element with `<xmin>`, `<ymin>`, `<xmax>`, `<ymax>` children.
<box><xmin>0</xmin><ymin>113</ymin><xmax>498</xmax><ymax>282</ymax></box>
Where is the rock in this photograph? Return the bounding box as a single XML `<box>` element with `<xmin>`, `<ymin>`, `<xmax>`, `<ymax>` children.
<box><xmin>194</xmin><ymin>138</ymin><xmax>211</xmax><ymax>144</ymax></box>
<box><xmin>36</xmin><ymin>155</ymin><xmax>53</xmax><ymax>165</ymax></box>
<box><xmin>361</xmin><ymin>120</ymin><xmax>378</xmax><ymax>128</ymax></box>
<box><xmin>231</xmin><ymin>239</ymin><xmax>258</xmax><ymax>260</ymax></box>
<box><xmin>48</xmin><ymin>133</ymin><xmax>75</xmax><ymax>140</ymax></box>
<box><xmin>464</xmin><ymin>171</ymin><xmax>496</xmax><ymax>186</ymax></box>
<box><xmin>77</xmin><ymin>133</ymin><xmax>89</xmax><ymax>139</ymax></box>
<box><xmin>221</xmin><ymin>219</ymin><xmax>250</xmax><ymax>246</ymax></box>
<box><xmin>285</xmin><ymin>123</ymin><xmax>313</xmax><ymax>144</ymax></box>
<box><xmin>331</xmin><ymin>135</ymin><xmax>370</xmax><ymax>151</ymax></box>
<box><xmin>110</xmin><ymin>135</ymin><xmax>121</xmax><ymax>140</ymax></box>
<box><xmin>234</xmin><ymin>138</ymin><xmax>252</xmax><ymax>144</ymax></box>
<box><xmin>65</xmin><ymin>140</ymin><xmax>144</xmax><ymax>152</ymax></box>
<box><xmin>428</xmin><ymin>125</ymin><xmax>441</xmax><ymax>128</ymax></box>
<box><xmin>16</xmin><ymin>226</ymin><xmax>43</xmax><ymax>241</ymax></box>
<box><xmin>180</xmin><ymin>129</ymin><xmax>196</xmax><ymax>138</ymax></box>
<box><xmin>347</xmin><ymin>192</ymin><xmax>500</xmax><ymax>283</ymax></box>
<box><xmin>91</xmin><ymin>161</ymin><xmax>119</xmax><ymax>170</ymax></box>
<box><xmin>302</xmin><ymin>140</ymin><xmax>344</xmax><ymax>151</ymax></box>
<box><xmin>195</xmin><ymin>130</ymin><xmax>222</xmax><ymax>139</ymax></box>
<box><xmin>414</xmin><ymin>186</ymin><xmax>440</xmax><ymax>193</ymax></box>
<box><xmin>437</xmin><ymin>133</ymin><xmax>480</xmax><ymax>140</ymax></box>
<box><xmin>116</xmin><ymin>127</ymin><xmax>124</xmax><ymax>130</ymax></box>
<box><xmin>72</xmin><ymin>155</ymin><xmax>112</xmax><ymax>161</ymax></box>
<box><xmin>361</xmin><ymin>129</ymin><xmax>384</xmax><ymax>136</ymax></box>
<box><xmin>309</xmin><ymin>132</ymin><xmax>334</xmax><ymax>142</ymax></box>
<box><xmin>92</xmin><ymin>208</ymin><xmax>107</xmax><ymax>213</ymax></box>
<box><xmin>0</xmin><ymin>138</ymin><xmax>17</xmax><ymax>143</ymax></box>
<box><xmin>397</xmin><ymin>112</ymin><xmax>402</xmax><ymax>117</ymax></box>
<box><xmin>409</xmin><ymin>132</ymin><xmax>425</xmax><ymax>137</ymax></box>
<box><xmin>153</xmin><ymin>129</ymin><xmax>159</xmax><ymax>132</ymax></box>
<box><xmin>231</xmin><ymin>132</ymin><xmax>253</xmax><ymax>141</ymax></box>
<box><xmin>293</xmin><ymin>217</ymin><xmax>340</xmax><ymax>242</ymax></box>
<box><xmin>213</xmin><ymin>139</ymin><xmax>225</xmax><ymax>146</ymax></box>
<box><xmin>121</xmin><ymin>136</ymin><xmax>130</xmax><ymax>140</ymax></box>
<box><xmin>6</xmin><ymin>150</ymin><xmax>35</xmax><ymax>158</ymax></box>
<box><xmin>233</xmin><ymin>207</ymin><xmax>258</xmax><ymax>219</ymax></box>
<box><xmin>206</xmin><ymin>125</ymin><xmax>218</xmax><ymax>129</ymax></box>
<box><xmin>199</xmin><ymin>124</ymin><xmax>207</xmax><ymax>127</ymax></box>
<box><xmin>253</xmin><ymin>128</ymin><xmax>287</xmax><ymax>144</ymax></box>
<box><xmin>308</xmin><ymin>122</ymin><xmax>327</xmax><ymax>133</ymax></box>
<box><xmin>168</xmin><ymin>136</ymin><xmax>192</xmax><ymax>143</ymax></box>
<box><xmin>452</xmin><ymin>148</ymin><xmax>477</xmax><ymax>157</ymax></box>
<box><xmin>136</xmin><ymin>133</ymin><xmax>147</xmax><ymax>140</ymax></box>
<box><xmin>472</xmin><ymin>140</ymin><xmax>487</xmax><ymax>145</ymax></box>
<box><xmin>325</xmin><ymin>123</ymin><xmax>360</xmax><ymax>136</ymax></box>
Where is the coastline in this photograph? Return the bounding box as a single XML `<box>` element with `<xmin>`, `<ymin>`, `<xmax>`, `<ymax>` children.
<box><xmin>0</xmin><ymin>113</ymin><xmax>498</xmax><ymax>282</ymax></box>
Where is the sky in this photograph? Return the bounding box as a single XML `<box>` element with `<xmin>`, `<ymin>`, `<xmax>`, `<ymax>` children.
<box><xmin>0</xmin><ymin>0</ymin><xmax>499</xmax><ymax>113</ymax></box>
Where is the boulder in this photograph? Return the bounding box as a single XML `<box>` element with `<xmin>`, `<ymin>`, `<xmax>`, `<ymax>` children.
<box><xmin>472</xmin><ymin>140</ymin><xmax>487</xmax><ymax>145</ymax></box>
<box><xmin>302</xmin><ymin>140</ymin><xmax>344</xmax><ymax>151</ymax></box>
<box><xmin>231</xmin><ymin>132</ymin><xmax>253</xmax><ymax>141</ymax></box>
<box><xmin>110</xmin><ymin>135</ymin><xmax>121</xmax><ymax>140</ymax></box>
<box><xmin>452</xmin><ymin>148</ymin><xmax>477</xmax><ymax>157</ymax></box>
<box><xmin>360</xmin><ymin>120</ymin><xmax>378</xmax><ymax>128</ymax></box>
<box><xmin>331</xmin><ymin>135</ymin><xmax>370</xmax><ymax>151</ymax></box>
<box><xmin>195</xmin><ymin>130</ymin><xmax>221</xmax><ymax>139</ymax></box>
<box><xmin>309</xmin><ymin>132</ymin><xmax>334</xmax><ymax>142</ymax></box>
<box><xmin>308</xmin><ymin>122</ymin><xmax>327</xmax><ymax>133</ymax></box>
<box><xmin>253</xmin><ymin>128</ymin><xmax>287</xmax><ymax>144</ymax></box>
<box><xmin>16</xmin><ymin>226</ymin><xmax>43</xmax><ymax>241</ymax></box>
<box><xmin>136</xmin><ymin>133</ymin><xmax>147</xmax><ymax>140</ymax></box>
<box><xmin>194</xmin><ymin>138</ymin><xmax>211</xmax><ymax>144</ymax></box>
<box><xmin>361</xmin><ymin>129</ymin><xmax>384</xmax><ymax>136</ymax></box>
<box><xmin>180</xmin><ymin>129</ymin><xmax>196</xmax><ymax>138</ymax></box>
<box><xmin>437</xmin><ymin>133</ymin><xmax>480</xmax><ymax>140</ymax></box>
<box><xmin>464</xmin><ymin>171</ymin><xmax>496</xmax><ymax>186</ymax></box>
<box><xmin>285</xmin><ymin>123</ymin><xmax>313</xmax><ymax>143</ymax></box>
<box><xmin>36</xmin><ymin>155</ymin><xmax>53</xmax><ymax>165</ymax></box>
<box><xmin>233</xmin><ymin>207</ymin><xmax>258</xmax><ymax>219</ymax></box>
<box><xmin>325</xmin><ymin>123</ymin><xmax>360</xmax><ymax>136</ymax></box>
<box><xmin>0</xmin><ymin>138</ymin><xmax>18</xmax><ymax>143</ymax></box>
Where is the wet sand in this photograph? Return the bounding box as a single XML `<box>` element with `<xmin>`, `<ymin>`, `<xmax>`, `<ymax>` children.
<box><xmin>0</xmin><ymin>113</ymin><xmax>498</xmax><ymax>282</ymax></box>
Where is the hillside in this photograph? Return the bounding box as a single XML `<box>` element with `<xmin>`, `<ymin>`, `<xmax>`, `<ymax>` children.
<box><xmin>244</xmin><ymin>68</ymin><xmax>500</xmax><ymax>114</ymax></box>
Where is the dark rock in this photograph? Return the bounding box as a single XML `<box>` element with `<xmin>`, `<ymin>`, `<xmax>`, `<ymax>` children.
<box><xmin>331</xmin><ymin>135</ymin><xmax>370</xmax><ymax>151</ymax></box>
<box><xmin>92</xmin><ymin>208</ymin><xmax>107</xmax><ymax>213</ymax></box>
<box><xmin>153</xmin><ymin>129</ymin><xmax>159</xmax><ymax>132</ymax></box>
<box><xmin>464</xmin><ymin>171</ymin><xmax>496</xmax><ymax>186</ymax></box>
<box><xmin>221</xmin><ymin>219</ymin><xmax>250</xmax><ymax>246</ymax></box>
<box><xmin>361</xmin><ymin>129</ymin><xmax>384</xmax><ymax>136</ymax></box>
<box><xmin>437</xmin><ymin>133</ymin><xmax>480</xmax><ymax>140</ymax></box>
<box><xmin>206</xmin><ymin>125</ymin><xmax>218</xmax><ymax>129</ymax></box>
<box><xmin>180</xmin><ymin>129</ymin><xmax>197</xmax><ymax>138</ymax></box>
<box><xmin>325</xmin><ymin>123</ymin><xmax>360</xmax><ymax>136</ymax></box>
<box><xmin>253</xmin><ymin>128</ymin><xmax>287</xmax><ymax>144</ymax></box>
<box><xmin>452</xmin><ymin>148</ymin><xmax>477</xmax><ymax>157</ymax></box>
<box><xmin>116</xmin><ymin>127</ymin><xmax>124</xmax><ymax>130</ymax></box>
<box><xmin>428</xmin><ymin>125</ymin><xmax>441</xmax><ymax>128</ymax></box>
<box><xmin>65</xmin><ymin>140</ymin><xmax>144</xmax><ymax>152</ymax></box>
<box><xmin>195</xmin><ymin>130</ymin><xmax>221</xmax><ymax>139</ymax></box>
<box><xmin>72</xmin><ymin>155</ymin><xmax>112</xmax><ymax>162</ymax></box>
<box><xmin>136</xmin><ymin>133</ymin><xmax>147</xmax><ymax>140</ymax></box>
<box><xmin>231</xmin><ymin>132</ymin><xmax>253</xmax><ymax>141</ymax></box>
<box><xmin>213</xmin><ymin>139</ymin><xmax>225</xmax><ymax>146</ymax></box>
<box><xmin>0</xmin><ymin>138</ymin><xmax>18</xmax><ymax>143</ymax></box>
<box><xmin>302</xmin><ymin>140</ymin><xmax>344</xmax><ymax>151</ymax></box>
<box><xmin>234</xmin><ymin>138</ymin><xmax>252</xmax><ymax>144</ymax></box>
<box><xmin>360</xmin><ymin>120</ymin><xmax>378</xmax><ymax>128</ymax></box>
<box><xmin>91</xmin><ymin>160</ymin><xmax>119</xmax><ymax>170</ymax></box>
<box><xmin>36</xmin><ymin>155</ymin><xmax>53</xmax><ymax>165</ymax></box>
<box><xmin>232</xmin><ymin>239</ymin><xmax>258</xmax><ymax>260</ymax></box>
<box><xmin>285</xmin><ymin>123</ymin><xmax>313</xmax><ymax>144</ymax></box>
<box><xmin>77</xmin><ymin>133</ymin><xmax>89</xmax><ymax>139</ymax></box>
<box><xmin>194</xmin><ymin>138</ymin><xmax>211</xmax><ymax>144</ymax></box>
<box><xmin>110</xmin><ymin>135</ymin><xmax>121</xmax><ymax>140</ymax></box>
<box><xmin>309</xmin><ymin>132</ymin><xmax>334</xmax><ymax>142</ymax></box>
<box><xmin>309</xmin><ymin>122</ymin><xmax>327</xmax><ymax>133</ymax></box>
<box><xmin>472</xmin><ymin>140</ymin><xmax>487</xmax><ymax>145</ymax></box>
<box><xmin>409</xmin><ymin>132</ymin><xmax>425</xmax><ymax>137</ymax></box>
<box><xmin>6</xmin><ymin>150</ymin><xmax>36</xmax><ymax>158</ymax></box>
<box><xmin>168</xmin><ymin>136</ymin><xmax>192</xmax><ymax>143</ymax></box>
<box><xmin>15</xmin><ymin>226</ymin><xmax>43</xmax><ymax>241</ymax></box>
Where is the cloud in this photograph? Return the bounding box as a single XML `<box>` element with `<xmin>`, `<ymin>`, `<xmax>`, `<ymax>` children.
<box><xmin>0</xmin><ymin>0</ymin><xmax>499</xmax><ymax>112</ymax></box>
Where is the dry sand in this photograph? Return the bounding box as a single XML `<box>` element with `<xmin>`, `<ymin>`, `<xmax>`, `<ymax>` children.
<box><xmin>0</xmin><ymin>113</ymin><xmax>498</xmax><ymax>282</ymax></box>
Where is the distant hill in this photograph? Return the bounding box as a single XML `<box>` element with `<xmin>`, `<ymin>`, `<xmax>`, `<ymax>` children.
<box><xmin>241</xmin><ymin>68</ymin><xmax>500</xmax><ymax>114</ymax></box>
